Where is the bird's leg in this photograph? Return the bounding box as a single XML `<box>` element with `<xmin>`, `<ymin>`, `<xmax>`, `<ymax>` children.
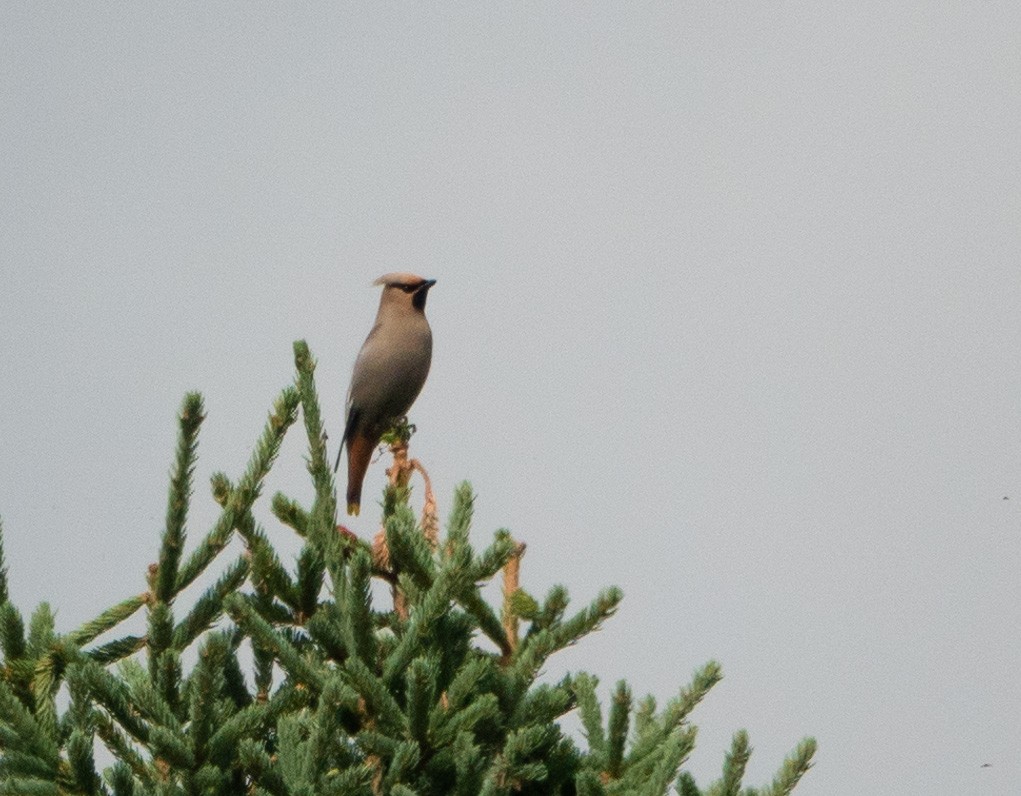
<box><xmin>380</xmin><ymin>416</ymin><xmax>416</xmax><ymax>446</ymax></box>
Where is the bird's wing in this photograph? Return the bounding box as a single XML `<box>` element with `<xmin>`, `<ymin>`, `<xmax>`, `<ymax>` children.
<box><xmin>333</xmin><ymin>321</ymin><xmax>382</xmax><ymax>474</ymax></box>
<box><xmin>334</xmin><ymin>403</ymin><xmax>362</xmax><ymax>473</ymax></box>
<box><xmin>333</xmin><ymin>435</ymin><xmax>344</xmax><ymax>473</ymax></box>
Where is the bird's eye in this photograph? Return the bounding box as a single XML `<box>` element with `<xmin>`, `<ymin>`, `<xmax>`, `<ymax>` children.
<box><xmin>400</xmin><ymin>284</ymin><xmax>416</xmax><ymax>293</ymax></box>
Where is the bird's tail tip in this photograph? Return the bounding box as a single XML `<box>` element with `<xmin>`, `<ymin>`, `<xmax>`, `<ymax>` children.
<box><xmin>347</xmin><ymin>502</ymin><xmax>360</xmax><ymax>517</ymax></box>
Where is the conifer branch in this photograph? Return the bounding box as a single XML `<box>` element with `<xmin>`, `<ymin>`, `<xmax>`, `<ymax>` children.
<box><xmin>75</xmin><ymin>656</ymin><xmax>153</xmax><ymax>744</ymax></box>
<box><xmin>240</xmin><ymin>514</ymin><xmax>300</xmax><ymax>610</ymax></box>
<box><xmin>447</xmin><ymin>731</ymin><xmax>486</xmax><ymax>794</ymax></box>
<box><xmin>512</xmin><ymin>587</ymin><xmax>622</xmax><ymax>681</ymax></box>
<box><xmin>384</xmin><ymin>504</ymin><xmax>437</xmax><ymax>591</ymax></box>
<box><xmin>341</xmin><ymin>548</ymin><xmax>376</xmax><ymax>669</ymax></box>
<box><xmin>469</xmin><ymin>529</ymin><xmax>519</xmax><ymax>582</ymax></box>
<box><xmin>382</xmin><ymin>740</ymin><xmax>422</xmax><ymax>792</ymax></box>
<box><xmin>67</xmin><ymin>596</ymin><xmax>147</xmax><ymax>649</ymax></box>
<box><xmin>171</xmin><ymin>557</ymin><xmax>249</xmax><ymax>649</ymax></box>
<box><xmin>105</xmin><ymin>761</ymin><xmax>139</xmax><ymax>796</ymax></box>
<box><xmin>0</xmin><ymin>342</ymin><xmax>815</xmax><ymax>795</ymax></box>
<box><xmin>310</xmin><ymin>673</ymin><xmax>362</xmax><ymax>763</ymax></box>
<box><xmin>0</xmin><ymin>601</ymin><xmax>27</xmax><ymax>667</ymax></box>
<box><xmin>374</xmin><ymin>427</ymin><xmax>438</xmax><ymax>616</ymax></box>
<box><xmin>445</xmin><ymin>527</ymin><xmax>515</xmax><ymax>658</ymax></box>
<box><xmin>171</xmin><ymin>512</ymin><xmax>237</xmax><ymax>600</ymax></box>
<box><xmin>759</xmin><ymin>737</ymin><xmax>816</xmax><ymax>796</ymax></box>
<box><xmin>454</xmin><ymin>587</ymin><xmax>511</xmax><ymax>659</ymax></box>
<box><xmin>662</xmin><ymin>660</ymin><xmax>723</xmax><ymax>730</ymax></box>
<box><xmin>511</xmin><ymin>679</ymin><xmax>574</xmax><ymax>727</ymax></box>
<box><xmin>603</xmin><ymin>680</ymin><xmax>632</xmax><ymax>780</ymax></box>
<box><xmin>405</xmin><ymin>657</ymin><xmax>436</xmax><ymax>748</ymax></box>
<box><xmin>206</xmin><ymin>700</ymin><xmax>269</xmax><ymax>766</ymax></box>
<box><xmin>224</xmin><ymin>594</ymin><xmax>323</xmax><ymax>692</ymax></box>
<box><xmin>575</xmin><ymin>769</ymin><xmax>606</xmax><ymax>796</ymax></box>
<box><xmin>716</xmin><ymin>730</ymin><xmax>752</xmax><ymax>796</ymax></box>
<box><xmin>293</xmin><ymin>340</ymin><xmax>335</xmax><ymax>502</ymax></box>
<box><xmin>637</xmin><ymin>726</ymin><xmax>697</xmax><ymax>796</ymax></box>
<box><xmin>430</xmin><ymin>691</ymin><xmax>500</xmax><ymax>748</ymax></box>
<box><xmin>632</xmin><ymin>694</ymin><xmax>657</xmax><ymax>744</ymax></box>
<box><xmin>271</xmin><ymin>493</ymin><xmax>309</xmax><ymax>537</ymax></box>
<box><xmin>483</xmin><ymin>723</ymin><xmax>558</xmax><ymax>792</ymax></box>
<box><xmin>66</xmin><ymin>724</ymin><xmax>102</xmax><ymax>795</ymax></box>
<box><xmin>572</xmin><ymin>673</ymin><xmax>606</xmax><ymax>758</ymax></box>
<box><xmin>381</xmin><ymin>563</ymin><xmax>472</xmax><ymax>687</ymax></box>
<box><xmin>295</xmin><ymin>544</ymin><xmax>325</xmax><ymax>622</ymax></box>
<box><xmin>625</xmin><ymin>661</ymin><xmax>722</xmax><ymax>770</ymax></box>
<box><xmin>323</xmin><ymin>764</ymin><xmax>376</xmax><ymax>794</ymax></box>
<box><xmin>439</xmin><ymin>656</ymin><xmax>493</xmax><ymax>713</ymax></box>
<box><xmin>444</xmin><ymin>483</ymin><xmax>475</xmax><ymax>549</ymax></box>
<box><xmin>85</xmin><ymin>635</ymin><xmax>145</xmax><ymax>666</ymax></box>
<box><xmin>234</xmin><ymin>386</ymin><xmax>302</xmax><ymax>510</ymax></box>
<box><xmin>389</xmin><ymin>780</ymin><xmax>421</xmax><ymax>796</ymax></box>
<box><xmin>144</xmin><ymin>601</ymin><xmax>175</xmax><ymax>695</ymax></box>
<box><xmin>355</xmin><ymin>726</ymin><xmax>399</xmax><ymax>760</ymax></box>
<box><xmin>0</xmin><ymin>774</ymin><xmax>62</xmax><ymax>794</ymax></box>
<box><xmin>238</xmin><ymin>738</ymin><xmax>288</xmax><ymax>795</ymax></box>
<box><xmin>676</xmin><ymin>771</ymin><xmax>702</xmax><ymax>796</ymax></box>
<box><xmin>31</xmin><ymin>646</ymin><xmax>66</xmax><ymax>741</ymax></box>
<box><xmin>613</xmin><ymin>724</ymin><xmax>697</xmax><ymax>792</ymax></box>
<box><xmin>304</xmin><ymin>606</ymin><xmax>347</xmax><ymax>665</ymax></box>
<box><xmin>525</xmin><ymin>585</ymin><xmax>569</xmax><ymax>638</ymax></box>
<box><xmin>156</xmin><ymin>392</ymin><xmax>204</xmax><ymax>603</ymax></box>
<box><xmin>26</xmin><ymin>604</ymin><xmax>55</xmax><ymax>662</ymax></box>
<box><xmin>290</xmin><ymin>343</ymin><xmax>350</xmax><ymax>644</ymax></box>
<box><xmin>251</xmin><ymin>628</ymin><xmax>275</xmax><ymax>703</ymax></box>
<box><xmin>345</xmin><ymin>656</ymin><xmax>406</xmax><ymax>736</ymax></box>
<box><xmin>175</xmin><ymin>386</ymin><xmax>300</xmax><ymax>594</ymax></box>
<box><xmin>0</xmin><ymin>519</ymin><xmax>8</xmax><ymax>607</ymax></box>
<box><xmin>0</xmin><ymin>677</ymin><xmax>59</xmax><ymax>770</ymax></box>
<box><xmin>147</xmin><ymin>723</ymin><xmax>195</xmax><ymax>770</ymax></box>
<box><xmin>117</xmin><ymin>658</ymin><xmax>183</xmax><ymax>733</ymax></box>
<box><xmin>186</xmin><ymin>634</ymin><xmax>230</xmax><ymax>764</ymax></box>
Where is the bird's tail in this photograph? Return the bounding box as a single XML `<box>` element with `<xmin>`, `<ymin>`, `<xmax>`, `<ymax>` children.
<box><xmin>334</xmin><ymin>439</ymin><xmax>361</xmax><ymax>515</ymax></box>
<box><xmin>344</xmin><ymin>433</ymin><xmax>374</xmax><ymax>517</ymax></box>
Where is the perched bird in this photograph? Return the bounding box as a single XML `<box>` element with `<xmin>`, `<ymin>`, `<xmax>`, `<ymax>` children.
<box><xmin>335</xmin><ymin>273</ymin><xmax>436</xmax><ymax>516</ymax></box>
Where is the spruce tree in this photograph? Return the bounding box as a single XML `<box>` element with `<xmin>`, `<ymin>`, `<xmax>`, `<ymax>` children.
<box><xmin>0</xmin><ymin>340</ymin><xmax>815</xmax><ymax>795</ymax></box>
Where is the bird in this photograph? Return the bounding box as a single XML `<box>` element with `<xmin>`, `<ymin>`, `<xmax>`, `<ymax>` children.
<box><xmin>335</xmin><ymin>273</ymin><xmax>436</xmax><ymax>516</ymax></box>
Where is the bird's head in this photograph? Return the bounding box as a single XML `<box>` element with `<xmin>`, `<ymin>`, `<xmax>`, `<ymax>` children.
<box><xmin>374</xmin><ymin>273</ymin><xmax>437</xmax><ymax>313</ymax></box>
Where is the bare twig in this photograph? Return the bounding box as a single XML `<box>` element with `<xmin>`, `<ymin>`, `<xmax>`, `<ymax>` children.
<box><xmin>374</xmin><ymin>433</ymin><xmax>439</xmax><ymax>619</ymax></box>
<box><xmin>501</xmin><ymin>541</ymin><xmax>527</xmax><ymax>660</ymax></box>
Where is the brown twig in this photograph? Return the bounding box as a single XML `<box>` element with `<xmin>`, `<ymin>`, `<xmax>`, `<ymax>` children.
<box><xmin>373</xmin><ymin>437</ymin><xmax>412</xmax><ymax>573</ymax></box>
<box><xmin>411</xmin><ymin>458</ymin><xmax>438</xmax><ymax>550</ymax></box>
<box><xmin>501</xmin><ymin>541</ymin><xmax>527</xmax><ymax>661</ymax></box>
<box><xmin>372</xmin><ymin>434</ymin><xmax>439</xmax><ymax>619</ymax></box>
<box><xmin>335</xmin><ymin>523</ymin><xmax>360</xmax><ymax>546</ymax></box>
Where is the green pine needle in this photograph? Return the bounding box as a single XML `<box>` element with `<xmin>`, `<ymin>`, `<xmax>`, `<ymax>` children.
<box><xmin>0</xmin><ymin>342</ymin><xmax>815</xmax><ymax>796</ymax></box>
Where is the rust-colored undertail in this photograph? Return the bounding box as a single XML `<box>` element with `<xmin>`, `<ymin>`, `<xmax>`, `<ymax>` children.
<box><xmin>345</xmin><ymin>431</ymin><xmax>377</xmax><ymax>516</ymax></box>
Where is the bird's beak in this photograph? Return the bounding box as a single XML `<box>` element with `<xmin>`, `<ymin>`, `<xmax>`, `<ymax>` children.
<box><xmin>421</xmin><ymin>279</ymin><xmax>437</xmax><ymax>290</ymax></box>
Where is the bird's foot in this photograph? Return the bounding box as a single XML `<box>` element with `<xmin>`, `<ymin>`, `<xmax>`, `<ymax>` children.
<box><xmin>381</xmin><ymin>416</ymin><xmax>416</xmax><ymax>445</ymax></box>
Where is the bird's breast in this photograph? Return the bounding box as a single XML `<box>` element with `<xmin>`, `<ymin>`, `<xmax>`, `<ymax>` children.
<box><xmin>349</xmin><ymin>319</ymin><xmax>432</xmax><ymax>424</ymax></box>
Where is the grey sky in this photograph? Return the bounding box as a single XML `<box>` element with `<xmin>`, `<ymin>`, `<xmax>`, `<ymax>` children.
<box><xmin>2</xmin><ymin>4</ymin><xmax>1019</xmax><ymax>793</ymax></box>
